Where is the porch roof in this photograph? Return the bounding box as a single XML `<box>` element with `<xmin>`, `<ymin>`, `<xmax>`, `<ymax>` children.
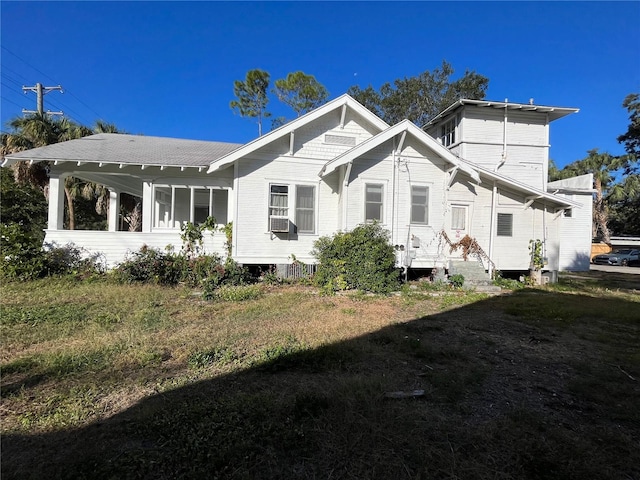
<box><xmin>2</xmin><ymin>133</ymin><xmax>243</xmax><ymax>169</ymax></box>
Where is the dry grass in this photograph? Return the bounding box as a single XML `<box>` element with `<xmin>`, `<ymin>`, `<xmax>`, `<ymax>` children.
<box><xmin>1</xmin><ymin>274</ymin><xmax>639</xmax><ymax>479</ymax></box>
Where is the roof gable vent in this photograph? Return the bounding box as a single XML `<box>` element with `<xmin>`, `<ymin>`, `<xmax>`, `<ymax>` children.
<box><xmin>325</xmin><ymin>134</ymin><xmax>356</xmax><ymax>146</ymax></box>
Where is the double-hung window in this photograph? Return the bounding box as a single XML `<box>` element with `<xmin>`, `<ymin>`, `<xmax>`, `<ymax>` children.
<box><xmin>269</xmin><ymin>185</ymin><xmax>289</xmax><ymax>217</ymax></box>
<box><xmin>365</xmin><ymin>184</ymin><xmax>384</xmax><ymax>223</ymax></box>
<box><xmin>410</xmin><ymin>186</ymin><xmax>429</xmax><ymax>224</ymax></box>
<box><xmin>269</xmin><ymin>183</ymin><xmax>316</xmax><ymax>234</ymax></box>
<box><xmin>295</xmin><ymin>186</ymin><xmax>315</xmax><ymax>233</ymax></box>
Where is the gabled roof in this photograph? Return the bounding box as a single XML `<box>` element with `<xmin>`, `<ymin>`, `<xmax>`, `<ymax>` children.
<box><xmin>207</xmin><ymin>94</ymin><xmax>389</xmax><ymax>173</ymax></box>
<box><xmin>318</xmin><ymin>119</ymin><xmax>579</xmax><ymax>209</ymax></box>
<box><xmin>318</xmin><ymin>119</ymin><xmax>481</xmax><ymax>183</ymax></box>
<box><xmin>424</xmin><ymin>98</ymin><xmax>579</xmax><ymax>127</ymax></box>
<box><xmin>2</xmin><ymin>133</ymin><xmax>242</xmax><ymax>169</ymax></box>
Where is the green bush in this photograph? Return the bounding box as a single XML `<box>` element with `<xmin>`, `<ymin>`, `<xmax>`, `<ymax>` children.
<box><xmin>0</xmin><ymin>229</ymin><xmax>104</xmax><ymax>280</ymax></box>
<box><xmin>0</xmin><ymin>223</ymin><xmax>47</xmax><ymax>280</ymax></box>
<box><xmin>312</xmin><ymin>223</ymin><xmax>399</xmax><ymax>294</ymax></box>
<box><xmin>206</xmin><ymin>284</ymin><xmax>262</xmax><ymax>302</ymax></box>
<box><xmin>112</xmin><ymin>246</ymin><xmax>185</xmax><ymax>285</ymax></box>
<box><xmin>114</xmin><ymin>246</ymin><xmax>255</xmax><ymax>297</ymax></box>
<box><xmin>449</xmin><ymin>273</ymin><xmax>465</xmax><ymax>289</ymax></box>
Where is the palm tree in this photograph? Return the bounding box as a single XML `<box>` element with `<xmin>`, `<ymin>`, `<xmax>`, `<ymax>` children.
<box><xmin>554</xmin><ymin>149</ymin><xmax>626</xmax><ymax>243</ymax></box>
<box><xmin>2</xmin><ymin>114</ymin><xmax>124</xmax><ymax>230</ymax></box>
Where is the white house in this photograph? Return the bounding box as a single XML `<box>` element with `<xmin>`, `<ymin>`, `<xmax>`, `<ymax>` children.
<box><xmin>2</xmin><ymin>94</ymin><xmax>591</xmax><ymax>275</ymax></box>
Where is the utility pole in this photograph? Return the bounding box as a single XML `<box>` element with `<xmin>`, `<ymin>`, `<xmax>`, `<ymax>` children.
<box><xmin>22</xmin><ymin>82</ymin><xmax>64</xmax><ymax>116</ymax></box>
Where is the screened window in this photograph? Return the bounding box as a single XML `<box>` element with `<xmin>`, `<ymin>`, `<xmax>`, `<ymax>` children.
<box><xmin>411</xmin><ymin>186</ymin><xmax>429</xmax><ymax>224</ymax></box>
<box><xmin>451</xmin><ymin>206</ymin><xmax>466</xmax><ymax>230</ymax></box>
<box><xmin>153</xmin><ymin>186</ymin><xmax>226</xmax><ymax>229</ymax></box>
<box><xmin>365</xmin><ymin>184</ymin><xmax>383</xmax><ymax>222</ymax></box>
<box><xmin>497</xmin><ymin>213</ymin><xmax>513</xmax><ymax>237</ymax></box>
<box><xmin>295</xmin><ymin>185</ymin><xmax>315</xmax><ymax>233</ymax></box>
<box><xmin>269</xmin><ymin>185</ymin><xmax>289</xmax><ymax>217</ymax></box>
<box><xmin>440</xmin><ymin>117</ymin><xmax>457</xmax><ymax>147</ymax></box>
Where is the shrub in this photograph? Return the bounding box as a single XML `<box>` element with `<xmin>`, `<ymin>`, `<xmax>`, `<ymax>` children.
<box><xmin>206</xmin><ymin>284</ymin><xmax>262</xmax><ymax>302</ymax></box>
<box><xmin>449</xmin><ymin>273</ymin><xmax>465</xmax><ymax>289</ymax></box>
<box><xmin>112</xmin><ymin>246</ymin><xmax>185</xmax><ymax>285</ymax></box>
<box><xmin>42</xmin><ymin>243</ymin><xmax>105</xmax><ymax>277</ymax></box>
<box><xmin>312</xmin><ymin>223</ymin><xmax>399</xmax><ymax>294</ymax></box>
<box><xmin>0</xmin><ymin>223</ymin><xmax>47</xmax><ymax>280</ymax></box>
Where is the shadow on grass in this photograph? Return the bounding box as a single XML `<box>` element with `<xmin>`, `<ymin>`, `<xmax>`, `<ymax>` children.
<box><xmin>2</xmin><ymin>288</ymin><xmax>639</xmax><ymax>480</ymax></box>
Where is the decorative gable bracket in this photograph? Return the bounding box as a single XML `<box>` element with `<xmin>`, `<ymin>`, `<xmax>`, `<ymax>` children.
<box><xmin>524</xmin><ymin>195</ymin><xmax>543</xmax><ymax>209</ymax></box>
<box><xmin>446</xmin><ymin>166</ymin><xmax>459</xmax><ymax>190</ymax></box>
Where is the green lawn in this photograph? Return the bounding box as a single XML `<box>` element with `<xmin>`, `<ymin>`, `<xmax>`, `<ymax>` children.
<box><xmin>1</xmin><ymin>274</ymin><xmax>639</xmax><ymax>479</ymax></box>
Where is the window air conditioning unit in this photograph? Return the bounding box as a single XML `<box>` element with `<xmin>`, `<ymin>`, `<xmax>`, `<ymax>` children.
<box><xmin>269</xmin><ymin>216</ymin><xmax>289</xmax><ymax>233</ymax></box>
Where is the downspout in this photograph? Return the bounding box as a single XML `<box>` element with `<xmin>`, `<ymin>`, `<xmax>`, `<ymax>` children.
<box><xmin>488</xmin><ymin>181</ymin><xmax>497</xmax><ymax>277</ymax></box>
<box><xmin>496</xmin><ymin>102</ymin><xmax>508</xmax><ymax>172</ymax></box>
<box><xmin>391</xmin><ymin>138</ymin><xmax>397</xmax><ymax>246</ymax></box>
<box><xmin>342</xmin><ymin>163</ymin><xmax>352</xmax><ymax>230</ymax></box>
<box><xmin>233</xmin><ymin>162</ymin><xmax>240</xmax><ymax>260</ymax></box>
<box><xmin>542</xmin><ymin>202</ymin><xmax>548</xmax><ymax>269</ymax></box>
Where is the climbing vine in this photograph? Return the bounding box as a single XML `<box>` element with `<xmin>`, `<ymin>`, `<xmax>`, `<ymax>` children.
<box><xmin>529</xmin><ymin>239</ymin><xmax>544</xmax><ymax>270</ymax></box>
<box><xmin>180</xmin><ymin>216</ymin><xmax>217</xmax><ymax>256</ymax></box>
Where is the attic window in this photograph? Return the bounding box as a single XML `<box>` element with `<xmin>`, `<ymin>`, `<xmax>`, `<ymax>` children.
<box><xmin>325</xmin><ymin>134</ymin><xmax>356</xmax><ymax>146</ymax></box>
<box><xmin>440</xmin><ymin>117</ymin><xmax>457</xmax><ymax>147</ymax></box>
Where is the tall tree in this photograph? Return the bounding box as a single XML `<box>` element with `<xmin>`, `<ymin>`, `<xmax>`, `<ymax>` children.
<box><xmin>617</xmin><ymin>93</ymin><xmax>640</xmax><ymax>163</ymax></box>
<box><xmin>273</xmin><ymin>71</ymin><xmax>329</xmax><ymax>117</ymax></box>
<box><xmin>552</xmin><ymin>149</ymin><xmax>626</xmax><ymax>242</ymax></box>
<box><xmin>230</xmin><ymin>69</ymin><xmax>271</xmax><ymax>136</ymax></box>
<box><xmin>607</xmin><ymin>174</ymin><xmax>640</xmax><ymax>236</ymax></box>
<box><xmin>2</xmin><ymin>114</ymin><xmax>123</xmax><ymax>230</ymax></box>
<box><xmin>347</xmin><ymin>60</ymin><xmax>489</xmax><ymax>127</ymax></box>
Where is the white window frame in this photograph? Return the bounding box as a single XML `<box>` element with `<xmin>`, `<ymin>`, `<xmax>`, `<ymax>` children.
<box><xmin>152</xmin><ymin>184</ymin><xmax>222</xmax><ymax>229</ymax></box>
<box><xmin>450</xmin><ymin>204</ymin><xmax>468</xmax><ymax>232</ymax></box>
<box><xmin>440</xmin><ymin>115</ymin><xmax>457</xmax><ymax>147</ymax></box>
<box><xmin>410</xmin><ymin>185</ymin><xmax>430</xmax><ymax>225</ymax></box>
<box><xmin>269</xmin><ymin>184</ymin><xmax>289</xmax><ymax>217</ymax></box>
<box><xmin>364</xmin><ymin>183</ymin><xmax>384</xmax><ymax>223</ymax></box>
<box><xmin>267</xmin><ymin>182</ymin><xmax>318</xmax><ymax>235</ymax></box>
<box><xmin>295</xmin><ymin>185</ymin><xmax>316</xmax><ymax>234</ymax></box>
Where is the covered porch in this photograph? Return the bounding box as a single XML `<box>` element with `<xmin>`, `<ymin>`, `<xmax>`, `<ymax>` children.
<box><xmin>4</xmin><ymin>133</ymin><xmax>242</xmax><ymax>267</ymax></box>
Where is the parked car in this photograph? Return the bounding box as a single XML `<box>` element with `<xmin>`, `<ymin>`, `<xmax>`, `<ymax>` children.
<box><xmin>592</xmin><ymin>249</ymin><xmax>640</xmax><ymax>266</ymax></box>
<box><xmin>629</xmin><ymin>257</ymin><xmax>640</xmax><ymax>267</ymax></box>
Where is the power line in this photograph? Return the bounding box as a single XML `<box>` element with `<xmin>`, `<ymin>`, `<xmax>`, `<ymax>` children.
<box><xmin>2</xmin><ymin>45</ymin><xmax>106</xmax><ymax>120</ymax></box>
<box><xmin>1</xmin><ymin>46</ymin><xmax>59</xmax><ymax>85</ymax></box>
<box><xmin>1</xmin><ymin>96</ymin><xmax>24</xmax><ymax>109</ymax></box>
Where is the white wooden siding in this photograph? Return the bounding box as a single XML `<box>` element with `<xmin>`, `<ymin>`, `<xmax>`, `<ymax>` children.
<box><xmin>43</xmin><ymin>230</ymin><xmax>226</xmax><ymax>268</ymax></box>
<box><xmin>557</xmin><ymin>192</ymin><xmax>593</xmax><ymax>271</ymax></box>
<box><xmin>233</xmin><ymin>153</ymin><xmax>339</xmax><ymax>265</ymax></box>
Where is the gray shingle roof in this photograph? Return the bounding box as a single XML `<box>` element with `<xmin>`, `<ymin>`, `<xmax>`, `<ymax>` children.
<box><xmin>3</xmin><ymin>133</ymin><xmax>243</xmax><ymax>168</ymax></box>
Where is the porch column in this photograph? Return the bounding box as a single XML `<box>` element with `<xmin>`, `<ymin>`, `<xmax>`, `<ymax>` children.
<box><xmin>142</xmin><ymin>181</ymin><xmax>153</xmax><ymax>233</ymax></box>
<box><xmin>47</xmin><ymin>174</ymin><xmax>65</xmax><ymax>230</ymax></box>
<box><xmin>108</xmin><ymin>189</ymin><xmax>120</xmax><ymax>232</ymax></box>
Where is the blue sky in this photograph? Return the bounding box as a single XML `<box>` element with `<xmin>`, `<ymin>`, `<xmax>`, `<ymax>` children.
<box><xmin>1</xmin><ymin>1</ymin><xmax>638</xmax><ymax>168</ymax></box>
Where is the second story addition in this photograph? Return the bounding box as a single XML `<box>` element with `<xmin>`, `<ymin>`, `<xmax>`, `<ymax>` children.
<box><xmin>425</xmin><ymin>99</ymin><xmax>578</xmax><ymax>191</ymax></box>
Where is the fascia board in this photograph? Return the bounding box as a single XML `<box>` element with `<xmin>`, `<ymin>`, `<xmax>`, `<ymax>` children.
<box><xmin>207</xmin><ymin>94</ymin><xmax>389</xmax><ymax>174</ymax></box>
